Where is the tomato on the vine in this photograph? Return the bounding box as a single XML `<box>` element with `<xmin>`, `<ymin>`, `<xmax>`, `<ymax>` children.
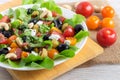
<box><xmin>101</xmin><ymin>18</ymin><xmax>114</xmax><ymax>28</ymax></box>
<box><xmin>97</xmin><ymin>28</ymin><xmax>117</xmax><ymax>47</ymax></box>
<box><xmin>86</xmin><ymin>16</ymin><xmax>100</xmax><ymax>30</ymax></box>
<box><xmin>75</xmin><ymin>1</ymin><xmax>94</xmax><ymax>18</ymax></box>
<box><xmin>101</xmin><ymin>6</ymin><xmax>115</xmax><ymax>18</ymax></box>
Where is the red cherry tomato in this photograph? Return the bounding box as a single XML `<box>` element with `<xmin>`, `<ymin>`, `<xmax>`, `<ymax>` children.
<box><xmin>0</xmin><ymin>33</ymin><xmax>8</xmax><ymax>44</ymax></box>
<box><xmin>51</xmin><ymin>31</ymin><xmax>65</xmax><ymax>43</ymax></box>
<box><xmin>0</xmin><ymin>16</ymin><xmax>10</xmax><ymax>23</ymax></box>
<box><xmin>63</xmin><ymin>26</ymin><xmax>75</xmax><ymax>38</ymax></box>
<box><xmin>52</xmin><ymin>11</ymin><xmax>58</xmax><ymax>17</ymax></box>
<box><xmin>59</xmin><ymin>16</ymin><xmax>66</xmax><ymax>22</ymax></box>
<box><xmin>97</xmin><ymin>28</ymin><xmax>117</xmax><ymax>47</ymax></box>
<box><xmin>75</xmin><ymin>1</ymin><xmax>94</xmax><ymax>18</ymax></box>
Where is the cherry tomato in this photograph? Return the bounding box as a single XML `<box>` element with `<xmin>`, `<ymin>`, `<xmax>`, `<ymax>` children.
<box><xmin>51</xmin><ymin>31</ymin><xmax>65</xmax><ymax>43</ymax></box>
<box><xmin>52</xmin><ymin>11</ymin><xmax>58</xmax><ymax>17</ymax></box>
<box><xmin>101</xmin><ymin>18</ymin><xmax>114</xmax><ymax>28</ymax></box>
<box><xmin>86</xmin><ymin>16</ymin><xmax>100</xmax><ymax>30</ymax></box>
<box><xmin>66</xmin><ymin>37</ymin><xmax>77</xmax><ymax>46</ymax></box>
<box><xmin>0</xmin><ymin>16</ymin><xmax>10</xmax><ymax>23</ymax></box>
<box><xmin>0</xmin><ymin>33</ymin><xmax>8</xmax><ymax>44</ymax></box>
<box><xmin>48</xmin><ymin>49</ymin><xmax>58</xmax><ymax>59</ymax></box>
<box><xmin>97</xmin><ymin>28</ymin><xmax>117</xmax><ymax>47</ymax></box>
<box><xmin>75</xmin><ymin>1</ymin><xmax>94</xmax><ymax>18</ymax></box>
<box><xmin>59</xmin><ymin>16</ymin><xmax>66</xmax><ymax>22</ymax></box>
<box><xmin>101</xmin><ymin>6</ymin><xmax>115</xmax><ymax>18</ymax></box>
<box><xmin>63</xmin><ymin>26</ymin><xmax>75</xmax><ymax>38</ymax></box>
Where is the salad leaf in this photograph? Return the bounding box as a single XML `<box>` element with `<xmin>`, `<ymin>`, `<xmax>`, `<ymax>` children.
<box><xmin>8</xmin><ymin>59</ymin><xmax>20</xmax><ymax>68</ymax></box>
<box><xmin>0</xmin><ymin>14</ymin><xmax>3</xmax><ymax>19</ymax></box>
<box><xmin>75</xmin><ymin>31</ymin><xmax>89</xmax><ymax>42</ymax></box>
<box><xmin>0</xmin><ymin>44</ymin><xmax>7</xmax><ymax>49</ymax></box>
<box><xmin>30</xmin><ymin>62</ymin><xmax>42</xmax><ymax>68</ymax></box>
<box><xmin>32</xmin><ymin>5</ymin><xmax>40</xmax><ymax>10</ymax></box>
<box><xmin>54</xmin><ymin>54</ymin><xmax>66</xmax><ymax>60</ymax></box>
<box><xmin>7</xmin><ymin>8</ymin><xmax>14</xmax><ymax>18</ymax></box>
<box><xmin>22</xmin><ymin>0</ymin><xmax>44</xmax><ymax>5</ymax></box>
<box><xmin>0</xmin><ymin>54</ymin><xmax>6</xmax><ymax>62</ymax></box>
<box><xmin>69</xmin><ymin>46</ymin><xmax>78</xmax><ymax>52</ymax></box>
<box><xmin>39</xmin><ymin>24</ymin><xmax>50</xmax><ymax>34</ymax></box>
<box><xmin>11</xmin><ymin>20</ymin><xmax>21</xmax><ymax>28</ymax></box>
<box><xmin>40</xmin><ymin>57</ymin><xmax>54</xmax><ymax>69</ymax></box>
<box><xmin>22</xmin><ymin>0</ymin><xmax>34</xmax><ymax>5</ymax></box>
<box><xmin>64</xmin><ymin>14</ymin><xmax>85</xmax><ymax>27</ymax></box>
<box><xmin>22</xmin><ymin>54</ymin><xmax>42</xmax><ymax>63</ymax></box>
<box><xmin>60</xmin><ymin>49</ymin><xmax>75</xmax><ymax>58</ymax></box>
<box><xmin>40</xmin><ymin>0</ymin><xmax>62</xmax><ymax>15</ymax></box>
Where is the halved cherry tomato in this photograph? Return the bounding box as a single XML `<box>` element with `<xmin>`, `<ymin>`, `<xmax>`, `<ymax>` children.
<box><xmin>66</xmin><ymin>37</ymin><xmax>77</xmax><ymax>46</ymax></box>
<box><xmin>101</xmin><ymin>18</ymin><xmax>114</xmax><ymax>28</ymax></box>
<box><xmin>51</xmin><ymin>31</ymin><xmax>65</xmax><ymax>43</ymax></box>
<box><xmin>101</xmin><ymin>6</ymin><xmax>115</xmax><ymax>18</ymax></box>
<box><xmin>97</xmin><ymin>28</ymin><xmax>117</xmax><ymax>47</ymax></box>
<box><xmin>8</xmin><ymin>35</ymin><xmax>17</xmax><ymax>44</ymax></box>
<box><xmin>48</xmin><ymin>49</ymin><xmax>58</xmax><ymax>59</ymax></box>
<box><xmin>52</xmin><ymin>11</ymin><xmax>58</xmax><ymax>17</ymax></box>
<box><xmin>21</xmin><ymin>51</ymin><xmax>29</xmax><ymax>58</ymax></box>
<box><xmin>63</xmin><ymin>26</ymin><xmax>75</xmax><ymax>38</ymax></box>
<box><xmin>0</xmin><ymin>16</ymin><xmax>10</xmax><ymax>23</ymax></box>
<box><xmin>10</xmin><ymin>42</ymin><xmax>19</xmax><ymax>48</ymax></box>
<box><xmin>86</xmin><ymin>16</ymin><xmax>100</xmax><ymax>30</ymax></box>
<box><xmin>0</xmin><ymin>33</ymin><xmax>8</xmax><ymax>44</ymax></box>
<box><xmin>59</xmin><ymin>16</ymin><xmax>66</xmax><ymax>22</ymax></box>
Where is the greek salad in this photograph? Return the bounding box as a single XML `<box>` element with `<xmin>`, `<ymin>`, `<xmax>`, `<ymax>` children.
<box><xmin>0</xmin><ymin>0</ymin><xmax>88</xmax><ymax>69</ymax></box>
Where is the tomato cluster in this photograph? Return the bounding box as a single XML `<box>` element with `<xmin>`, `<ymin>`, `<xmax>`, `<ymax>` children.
<box><xmin>75</xmin><ymin>1</ymin><xmax>117</xmax><ymax>47</ymax></box>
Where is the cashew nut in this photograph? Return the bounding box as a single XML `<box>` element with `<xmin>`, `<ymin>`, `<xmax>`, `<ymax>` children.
<box><xmin>47</xmin><ymin>10</ymin><xmax>52</xmax><ymax>17</ymax></box>
<box><xmin>40</xmin><ymin>9</ymin><xmax>48</xmax><ymax>18</ymax></box>
<box><xmin>5</xmin><ymin>53</ymin><xmax>17</xmax><ymax>60</ymax></box>
<box><xmin>39</xmin><ymin>48</ymin><xmax>48</xmax><ymax>58</ymax></box>
<box><xmin>16</xmin><ymin>37</ymin><xmax>23</xmax><ymax>47</ymax></box>
<box><xmin>28</xmin><ymin>22</ymin><xmax>34</xmax><ymax>29</ymax></box>
<box><xmin>0</xmin><ymin>22</ymin><xmax>10</xmax><ymax>30</ymax></box>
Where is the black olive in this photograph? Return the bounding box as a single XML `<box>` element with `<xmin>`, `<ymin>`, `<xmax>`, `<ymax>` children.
<box><xmin>22</xmin><ymin>36</ymin><xmax>27</xmax><ymax>42</ymax></box>
<box><xmin>29</xmin><ymin>18</ymin><xmax>39</xmax><ymax>24</ymax></box>
<box><xmin>43</xmin><ymin>34</ymin><xmax>50</xmax><ymax>41</ymax></box>
<box><xmin>3</xmin><ymin>30</ymin><xmax>13</xmax><ymax>38</ymax></box>
<box><xmin>53</xmin><ymin>18</ymin><xmax>62</xmax><ymax>29</ymax></box>
<box><xmin>74</xmin><ymin>24</ymin><xmax>84</xmax><ymax>34</ymax></box>
<box><xmin>56</xmin><ymin>44</ymin><xmax>69</xmax><ymax>52</ymax></box>
<box><xmin>0</xmin><ymin>48</ymin><xmax>9</xmax><ymax>54</ymax></box>
<box><xmin>24</xmin><ymin>47</ymin><xmax>34</xmax><ymax>52</ymax></box>
<box><xmin>27</xmin><ymin>8</ymin><xmax>33</xmax><ymax>15</ymax></box>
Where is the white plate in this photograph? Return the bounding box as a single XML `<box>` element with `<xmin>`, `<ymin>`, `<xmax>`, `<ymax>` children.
<box><xmin>0</xmin><ymin>5</ymin><xmax>88</xmax><ymax>71</ymax></box>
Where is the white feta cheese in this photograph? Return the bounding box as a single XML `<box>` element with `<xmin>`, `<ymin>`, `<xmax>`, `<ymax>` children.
<box><xmin>49</xmin><ymin>34</ymin><xmax>60</xmax><ymax>40</ymax></box>
<box><xmin>31</xmin><ymin>51</ymin><xmax>38</xmax><ymax>56</ymax></box>
<box><xmin>64</xmin><ymin>40</ymin><xmax>70</xmax><ymax>45</ymax></box>
<box><xmin>31</xmin><ymin>29</ymin><xmax>37</xmax><ymax>36</ymax></box>
<box><xmin>36</xmin><ymin>21</ymin><xmax>43</xmax><ymax>26</ymax></box>
<box><xmin>7</xmin><ymin>47</ymin><xmax>11</xmax><ymax>51</ymax></box>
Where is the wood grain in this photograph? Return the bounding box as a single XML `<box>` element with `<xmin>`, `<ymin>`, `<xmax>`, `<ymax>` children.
<box><xmin>7</xmin><ymin>38</ymin><xmax>103</xmax><ymax>80</ymax></box>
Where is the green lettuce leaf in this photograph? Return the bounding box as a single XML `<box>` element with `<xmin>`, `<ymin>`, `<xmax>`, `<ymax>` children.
<box><xmin>64</xmin><ymin>14</ymin><xmax>85</xmax><ymax>27</ymax></box>
<box><xmin>0</xmin><ymin>44</ymin><xmax>7</xmax><ymax>49</ymax></box>
<box><xmin>11</xmin><ymin>20</ymin><xmax>21</xmax><ymax>28</ymax></box>
<box><xmin>0</xmin><ymin>14</ymin><xmax>3</xmax><ymax>19</ymax></box>
<box><xmin>22</xmin><ymin>0</ymin><xmax>34</xmax><ymax>5</ymax></box>
<box><xmin>39</xmin><ymin>24</ymin><xmax>50</xmax><ymax>34</ymax></box>
<box><xmin>8</xmin><ymin>59</ymin><xmax>20</xmax><ymax>68</ymax></box>
<box><xmin>7</xmin><ymin>8</ymin><xmax>14</xmax><ymax>18</ymax></box>
<box><xmin>60</xmin><ymin>49</ymin><xmax>75</xmax><ymax>58</ymax></box>
<box><xmin>75</xmin><ymin>31</ymin><xmax>89</xmax><ymax>42</ymax></box>
<box><xmin>0</xmin><ymin>54</ymin><xmax>6</xmax><ymax>62</ymax></box>
<box><xmin>40</xmin><ymin>57</ymin><xmax>54</xmax><ymax>69</ymax></box>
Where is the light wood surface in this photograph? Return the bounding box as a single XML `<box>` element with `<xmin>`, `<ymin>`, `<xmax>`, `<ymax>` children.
<box><xmin>7</xmin><ymin>38</ymin><xmax>103</xmax><ymax>80</ymax></box>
